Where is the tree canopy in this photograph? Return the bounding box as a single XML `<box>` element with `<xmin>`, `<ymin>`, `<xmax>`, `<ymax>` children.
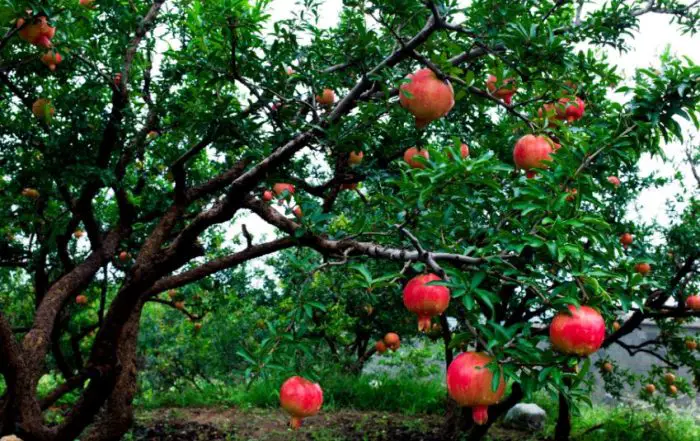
<box><xmin>0</xmin><ymin>1</ymin><xmax>699</xmax><ymax>441</ymax></box>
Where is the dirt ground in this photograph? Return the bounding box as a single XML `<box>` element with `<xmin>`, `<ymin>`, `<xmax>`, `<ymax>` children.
<box><xmin>133</xmin><ymin>407</ymin><xmax>535</xmax><ymax>441</ymax></box>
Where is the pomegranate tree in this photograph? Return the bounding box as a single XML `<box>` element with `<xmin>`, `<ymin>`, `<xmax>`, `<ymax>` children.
<box><xmin>403</xmin><ymin>273</ymin><xmax>450</xmax><ymax>331</ymax></box>
<box><xmin>399</xmin><ymin>68</ymin><xmax>455</xmax><ymax>128</ymax></box>
<box><xmin>279</xmin><ymin>376</ymin><xmax>324</xmax><ymax>429</ymax></box>
<box><xmin>446</xmin><ymin>352</ymin><xmax>505</xmax><ymax>425</ymax></box>
<box><xmin>549</xmin><ymin>305</ymin><xmax>605</xmax><ymax>356</ymax></box>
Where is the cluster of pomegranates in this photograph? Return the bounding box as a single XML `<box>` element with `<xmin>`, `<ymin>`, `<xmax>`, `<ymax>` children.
<box><xmin>261</xmin><ymin>183</ymin><xmax>302</xmax><ymax>218</ymax></box>
<box><xmin>375</xmin><ymin>332</ymin><xmax>401</xmax><ymax>354</ymax></box>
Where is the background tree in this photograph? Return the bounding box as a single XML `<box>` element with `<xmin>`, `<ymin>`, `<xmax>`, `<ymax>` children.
<box><xmin>1</xmin><ymin>1</ymin><xmax>699</xmax><ymax>441</ymax></box>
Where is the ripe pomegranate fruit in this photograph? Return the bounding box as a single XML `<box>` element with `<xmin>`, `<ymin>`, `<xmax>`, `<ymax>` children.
<box><xmin>375</xmin><ymin>340</ymin><xmax>387</xmax><ymax>354</ymax></box>
<box><xmin>559</xmin><ymin>97</ymin><xmax>585</xmax><ymax>122</ymax></box>
<box><xmin>513</xmin><ymin>135</ymin><xmax>554</xmax><ymax>178</ymax></box>
<box><xmin>537</xmin><ymin>102</ymin><xmax>563</xmax><ymax>122</ymax></box>
<box><xmin>399</xmin><ymin>68</ymin><xmax>454</xmax><ymax>128</ymax></box>
<box><xmin>549</xmin><ymin>305</ymin><xmax>605</xmax><ymax>356</ymax></box>
<box><xmin>75</xmin><ymin>295</ymin><xmax>88</xmax><ymax>305</ymax></box>
<box><xmin>664</xmin><ymin>373</ymin><xmax>676</xmax><ymax>384</ymax></box>
<box><xmin>118</xmin><ymin>251</ymin><xmax>129</xmax><ymax>262</ymax></box>
<box><xmin>384</xmin><ymin>332</ymin><xmax>400</xmax><ymax>351</ymax></box>
<box><xmin>404</xmin><ymin>147</ymin><xmax>429</xmax><ymax>169</ymax></box>
<box><xmin>607</xmin><ymin>176</ymin><xmax>621</xmax><ymax>187</ymax></box>
<box><xmin>79</xmin><ymin>0</ymin><xmax>96</xmax><ymax>8</ymax></box>
<box><xmin>348</xmin><ymin>151</ymin><xmax>364</xmax><ymax>166</ymax></box>
<box><xmin>280</xmin><ymin>376</ymin><xmax>323</xmax><ymax>429</ymax></box>
<box><xmin>41</xmin><ymin>51</ymin><xmax>62</xmax><ymax>71</ymax></box>
<box><xmin>292</xmin><ymin>206</ymin><xmax>303</xmax><ymax>218</ymax></box>
<box><xmin>565</xmin><ymin>188</ymin><xmax>578</xmax><ymax>202</ymax></box>
<box><xmin>403</xmin><ymin>273</ymin><xmax>450</xmax><ymax>332</ymax></box>
<box><xmin>447</xmin><ymin>143</ymin><xmax>469</xmax><ymax>160</ymax></box>
<box><xmin>619</xmin><ymin>233</ymin><xmax>633</xmax><ymax>249</ymax></box>
<box><xmin>686</xmin><ymin>339</ymin><xmax>698</xmax><ymax>351</ymax></box>
<box><xmin>273</xmin><ymin>183</ymin><xmax>295</xmax><ymax>197</ymax></box>
<box><xmin>668</xmin><ymin>385</ymin><xmax>678</xmax><ymax>395</ymax></box>
<box><xmin>17</xmin><ymin>16</ymin><xmax>56</xmax><ymax>49</ymax></box>
<box><xmin>316</xmin><ymin>88</ymin><xmax>335</xmax><ymax>106</ymax></box>
<box><xmin>612</xmin><ymin>321</ymin><xmax>621</xmax><ymax>332</ymax></box>
<box><xmin>446</xmin><ymin>352</ymin><xmax>505</xmax><ymax>425</ymax></box>
<box><xmin>32</xmin><ymin>98</ymin><xmax>54</xmax><ymax>123</ymax></box>
<box><xmin>147</xmin><ymin>131</ymin><xmax>158</xmax><ymax>139</ymax></box>
<box><xmin>21</xmin><ymin>188</ymin><xmax>40</xmax><ymax>199</ymax></box>
<box><xmin>486</xmin><ymin>75</ymin><xmax>516</xmax><ymax>105</ymax></box>
<box><xmin>645</xmin><ymin>384</ymin><xmax>656</xmax><ymax>394</ymax></box>
<box><xmin>602</xmin><ymin>362</ymin><xmax>614</xmax><ymax>373</ymax></box>
<box><xmin>174</xmin><ymin>301</ymin><xmax>185</xmax><ymax>310</ymax></box>
<box><xmin>685</xmin><ymin>295</ymin><xmax>700</xmax><ymax>311</ymax></box>
<box><xmin>263</xmin><ymin>190</ymin><xmax>273</xmax><ymax>202</ymax></box>
<box><xmin>634</xmin><ymin>263</ymin><xmax>651</xmax><ymax>276</ymax></box>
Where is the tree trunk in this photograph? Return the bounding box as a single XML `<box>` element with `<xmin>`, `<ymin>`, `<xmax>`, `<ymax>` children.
<box><xmin>80</xmin><ymin>304</ymin><xmax>143</xmax><ymax>441</ymax></box>
<box><xmin>554</xmin><ymin>391</ymin><xmax>571</xmax><ymax>441</ymax></box>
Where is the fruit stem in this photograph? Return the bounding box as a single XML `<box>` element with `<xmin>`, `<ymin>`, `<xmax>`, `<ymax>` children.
<box><xmin>417</xmin><ymin>316</ymin><xmax>432</xmax><ymax>332</ymax></box>
<box><xmin>290</xmin><ymin>416</ymin><xmax>303</xmax><ymax>430</ymax></box>
<box><xmin>472</xmin><ymin>406</ymin><xmax>489</xmax><ymax>425</ymax></box>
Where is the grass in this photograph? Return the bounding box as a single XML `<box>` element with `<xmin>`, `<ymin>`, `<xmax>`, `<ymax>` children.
<box><xmin>135</xmin><ymin>372</ymin><xmax>446</xmax><ymax>415</ymax></box>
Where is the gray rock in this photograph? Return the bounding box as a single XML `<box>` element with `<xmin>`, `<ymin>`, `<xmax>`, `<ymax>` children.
<box><xmin>503</xmin><ymin>403</ymin><xmax>547</xmax><ymax>431</ymax></box>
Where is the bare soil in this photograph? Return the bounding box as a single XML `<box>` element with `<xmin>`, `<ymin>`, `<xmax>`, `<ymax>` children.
<box><xmin>133</xmin><ymin>407</ymin><xmax>535</xmax><ymax>441</ymax></box>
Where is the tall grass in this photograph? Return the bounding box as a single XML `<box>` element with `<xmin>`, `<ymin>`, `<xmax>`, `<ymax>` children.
<box><xmin>135</xmin><ymin>372</ymin><xmax>447</xmax><ymax>415</ymax></box>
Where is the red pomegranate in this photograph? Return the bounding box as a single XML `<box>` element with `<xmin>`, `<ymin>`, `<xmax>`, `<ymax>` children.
<box><xmin>404</xmin><ymin>147</ymin><xmax>429</xmax><ymax>169</ymax></box>
<box><xmin>513</xmin><ymin>135</ymin><xmax>554</xmax><ymax>178</ymax></box>
<box><xmin>399</xmin><ymin>68</ymin><xmax>454</xmax><ymax>128</ymax></box>
<box><xmin>447</xmin><ymin>143</ymin><xmax>469</xmax><ymax>160</ymax></box>
<box><xmin>273</xmin><ymin>183</ymin><xmax>295</xmax><ymax>197</ymax></box>
<box><xmin>263</xmin><ymin>190</ymin><xmax>273</xmax><ymax>202</ymax></box>
<box><xmin>549</xmin><ymin>305</ymin><xmax>605</xmax><ymax>356</ymax></box>
<box><xmin>446</xmin><ymin>352</ymin><xmax>506</xmax><ymax>425</ymax></box>
<box><xmin>348</xmin><ymin>151</ymin><xmax>364</xmax><ymax>166</ymax></box>
<box><xmin>18</xmin><ymin>16</ymin><xmax>56</xmax><ymax>49</ymax></box>
<box><xmin>403</xmin><ymin>273</ymin><xmax>450</xmax><ymax>332</ymax></box>
<box><xmin>607</xmin><ymin>176</ymin><xmax>621</xmax><ymax>187</ymax></box>
<box><xmin>619</xmin><ymin>233</ymin><xmax>633</xmax><ymax>249</ymax></box>
<box><xmin>634</xmin><ymin>263</ymin><xmax>651</xmax><ymax>276</ymax></box>
<box><xmin>280</xmin><ymin>376</ymin><xmax>323</xmax><ymax>429</ymax></box>
<box><xmin>559</xmin><ymin>97</ymin><xmax>585</xmax><ymax>122</ymax></box>
<box><xmin>75</xmin><ymin>295</ymin><xmax>88</xmax><ymax>305</ymax></box>
<box><xmin>486</xmin><ymin>75</ymin><xmax>516</xmax><ymax>105</ymax></box>
<box><xmin>686</xmin><ymin>295</ymin><xmax>700</xmax><ymax>311</ymax></box>
<box><xmin>375</xmin><ymin>340</ymin><xmax>387</xmax><ymax>354</ymax></box>
<box><xmin>383</xmin><ymin>332</ymin><xmax>400</xmax><ymax>351</ymax></box>
<box><xmin>41</xmin><ymin>51</ymin><xmax>62</xmax><ymax>71</ymax></box>
<box><xmin>316</xmin><ymin>89</ymin><xmax>335</xmax><ymax>106</ymax></box>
